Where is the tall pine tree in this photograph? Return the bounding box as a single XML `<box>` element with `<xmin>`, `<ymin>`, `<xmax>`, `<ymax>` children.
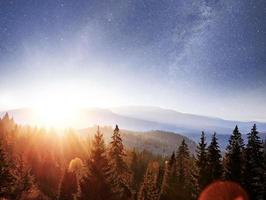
<box><xmin>263</xmin><ymin>139</ymin><xmax>266</xmax><ymax>199</ymax></box>
<box><xmin>130</xmin><ymin>149</ymin><xmax>140</xmax><ymax>199</ymax></box>
<box><xmin>196</xmin><ymin>131</ymin><xmax>208</xmax><ymax>191</ymax></box>
<box><xmin>160</xmin><ymin>152</ymin><xmax>179</xmax><ymax>200</ymax></box>
<box><xmin>263</xmin><ymin>140</ymin><xmax>266</xmax><ymax>200</ymax></box>
<box><xmin>58</xmin><ymin>168</ymin><xmax>78</xmax><ymax>200</ymax></box>
<box><xmin>11</xmin><ymin>154</ymin><xmax>35</xmax><ymax>200</ymax></box>
<box><xmin>0</xmin><ymin>135</ymin><xmax>15</xmax><ymax>198</ymax></box>
<box><xmin>108</xmin><ymin>125</ymin><xmax>132</xmax><ymax>200</ymax></box>
<box><xmin>243</xmin><ymin>124</ymin><xmax>264</xmax><ymax>200</ymax></box>
<box><xmin>206</xmin><ymin>132</ymin><xmax>223</xmax><ymax>183</ymax></box>
<box><xmin>78</xmin><ymin>126</ymin><xmax>113</xmax><ymax>200</ymax></box>
<box><xmin>138</xmin><ymin>161</ymin><xmax>160</xmax><ymax>200</ymax></box>
<box><xmin>224</xmin><ymin>125</ymin><xmax>244</xmax><ymax>183</ymax></box>
<box><xmin>175</xmin><ymin>139</ymin><xmax>195</xmax><ymax>200</ymax></box>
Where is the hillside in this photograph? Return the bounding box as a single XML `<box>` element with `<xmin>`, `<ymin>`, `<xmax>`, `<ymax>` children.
<box><xmin>79</xmin><ymin>126</ymin><xmax>197</xmax><ymax>156</ymax></box>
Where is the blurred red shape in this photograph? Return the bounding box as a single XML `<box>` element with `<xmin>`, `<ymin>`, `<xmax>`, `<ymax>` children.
<box><xmin>198</xmin><ymin>181</ymin><xmax>249</xmax><ymax>200</ymax></box>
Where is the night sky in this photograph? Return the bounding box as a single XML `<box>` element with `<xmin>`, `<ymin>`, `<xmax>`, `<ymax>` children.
<box><xmin>0</xmin><ymin>0</ymin><xmax>265</xmax><ymax>121</ymax></box>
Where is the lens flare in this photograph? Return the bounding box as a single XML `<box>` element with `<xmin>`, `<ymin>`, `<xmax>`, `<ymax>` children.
<box><xmin>199</xmin><ymin>181</ymin><xmax>249</xmax><ymax>200</ymax></box>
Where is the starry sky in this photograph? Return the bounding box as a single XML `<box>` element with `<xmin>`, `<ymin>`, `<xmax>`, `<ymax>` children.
<box><xmin>0</xmin><ymin>0</ymin><xmax>266</xmax><ymax>121</ymax></box>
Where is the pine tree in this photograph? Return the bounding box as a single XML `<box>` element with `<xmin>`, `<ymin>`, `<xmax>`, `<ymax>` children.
<box><xmin>58</xmin><ymin>168</ymin><xmax>78</xmax><ymax>200</ymax></box>
<box><xmin>108</xmin><ymin>125</ymin><xmax>132</xmax><ymax>200</ymax></box>
<box><xmin>130</xmin><ymin>149</ymin><xmax>139</xmax><ymax>198</ymax></box>
<box><xmin>159</xmin><ymin>152</ymin><xmax>179</xmax><ymax>200</ymax></box>
<box><xmin>0</xmin><ymin>136</ymin><xmax>15</xmax><ymax>198</ymax></box>
<box><xmin>196</xmin><ymin>131</ymin><xmax>208</xmax><ymax>191</ymax></box>
<box><xmin>138</xmin><ymin>162</ymin><xmax>160</xmax><ymax>200</ymax></box>
<box><xmin>175</xmin><ymin>139</ymin><xmax>194</xmax><ymax>200</ymax></box>
<box><xmin>189</xmin><ymin>156</ymin><xmax>199</xmax><ymax>200</ymax></box>
<box><xmin>38</xmin><ymin>153</ymin><xmax>61</xmax><ymax>199</ymax></box>
<box><xmin>78</xmin><ymin>126</ymin><xmax>114</xmax><ymax>200</ymax></box>
<box><xmin>243</xmin><ymin>124</ymin><xmax>264</xmax><ymax>200</ymax></box>
<box><xmin>206</xmin><ymin>132</ymin><xmax>223</xmax><ymax>183</ymax></box>
<box><xmin>224</xmin><ymin>125</ymin><xmax>244</xmax><ymax>183</ymax></box>
<box><xmin>1</xmin><ymin>113</ymin><xmax>14</xmax><ymax>131</ymax></box>
<box><xmin>263</xmin><ymin>140</ymin><xmax>266</xmax><ymax>200</ymax></box>
<box><xmin>11</xmin><ymin>154</ymin><xmax>35</xmax><ymax>200</ymax></box>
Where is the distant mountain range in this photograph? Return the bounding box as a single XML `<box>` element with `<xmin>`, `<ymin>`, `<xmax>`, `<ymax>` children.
<box><xmin>111</xmin><ymin>106</ymin><xmax>266</xmax><ymax>134</ymax></box>
<box><xmin>1</xmin><ymin>106</ymin><xmax>265</xmax><ymax>151</ymax></box>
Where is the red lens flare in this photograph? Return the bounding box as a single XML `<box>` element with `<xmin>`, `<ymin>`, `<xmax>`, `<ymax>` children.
<box><xmin>199</xmin><ymin>181</ymin><xmax>249</xmax><ymax>200</ymax></box>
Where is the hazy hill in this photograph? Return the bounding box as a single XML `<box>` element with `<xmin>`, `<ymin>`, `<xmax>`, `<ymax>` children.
<box><xmin>79</xmin><ymin>126</ymin><xmax>197</xmax><ymax>156</ymax></box>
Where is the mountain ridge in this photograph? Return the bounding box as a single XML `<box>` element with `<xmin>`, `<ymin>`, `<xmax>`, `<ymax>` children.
<box><xmin>1</xmin><ymin>106</ymin><xmax>265</xmax><ymax>151</ymax></box>
<box><xmin>1</xmin><ymin>106</ymin><xmax>266</xmax><ymax>134</ymax></box>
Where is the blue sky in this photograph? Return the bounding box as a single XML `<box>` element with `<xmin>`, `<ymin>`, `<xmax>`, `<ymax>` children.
<box><xmin>0</xmin><ymin>0</ymin><xmax>265</xmax><ymax>121</ymax></box>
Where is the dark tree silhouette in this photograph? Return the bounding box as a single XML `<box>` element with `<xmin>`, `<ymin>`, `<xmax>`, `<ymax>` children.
<box><xmin>0</xmin><ymin>136</ymin><xmax>15</xmax><ymax>198</ymax></box>
<box><xmin>38</xmin><ymin>153</ymin><xmax>61</xmax><ymax>199</ymax></box>
<box><xmin>175</xmin><ymin>139</ymin><xmax>195</xmax><ymax>200</ymax></box>
<box><xmin>108</xmin><ymin>125</ymin><xmax>132</xmax><ymax>200</ymax></box>
<box><xmin>11</xmin><ymin>154</ymin><xmax>34</xmax><ymax>200</ymax></box>
<box><xmin>130</xmin><ymin>149</ymin><xmax>139</xmax><ymax>198</ymax></box>
<box><xmin>138</xmin><ymin>162</ymin><xmax>160</xmax><ymax>200</ymax></box>
<box><xmin>224</xmin><ymin>125</ymin><xmax>244</xmax><ymax>183</ymax></box>
<box><xmin>78</xmin><ymin>126</ymin><xmax>113</xmax><ymax>200</ymax></box>
<box><xmin>206</xmin><ymin>132</ymin><xmax>223</xmax><ymax>183</ymax></box>
<box><xmin>196</xmin><ymin>131</ymin><xmax>208</xmax><ymax>191</ymax></box>
<box><xmin>160</xmin><ymin>152</ymin><xmax>179</xmax><ymax>200</ymax></box>
<box><xmin>58</xmin><ymin>168</ymin><xmax>78</xmax><ymax>200</ymax></box>
<box><xmin>263</xmin><ymin>140</ymin><xmax>266</xmax><ymax>200</ymax></box>
<box><xmin>243</xmin><ymin>124</ymin><xmax>264</xmax><ymax>199</ymax></box>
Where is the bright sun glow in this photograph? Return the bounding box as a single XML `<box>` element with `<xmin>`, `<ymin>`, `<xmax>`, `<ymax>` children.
<box><xmin>7</xmin><ymin>82</ymin><xmax>123</xmax><ymax>128</ymax></box>
<box><xmin>33</xmin><ymin>104</ymin><xmax>78</xmax><ymax>128</ymax></box>
<box><xmin>33</xmin><ymin>101</ymin><xmax>80</xmax><ymax>129</ymax></box>
<box><xmin>31</xmin><ymin>87</ymin><xmax>83</xmax><ymax>128</ymax></box>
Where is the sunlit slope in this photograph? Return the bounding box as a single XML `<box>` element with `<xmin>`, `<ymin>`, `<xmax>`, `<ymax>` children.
<box><xmin>79</xmin><ymin>126</ymin><xmax>197</xmax><ymax>156</ymax></box>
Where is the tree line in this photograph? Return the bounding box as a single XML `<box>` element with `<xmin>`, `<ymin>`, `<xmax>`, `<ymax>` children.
<box><xmin>0</xmin><ymin>113</ymin><xmax>265</xmax><ymax>200</ymax></box>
